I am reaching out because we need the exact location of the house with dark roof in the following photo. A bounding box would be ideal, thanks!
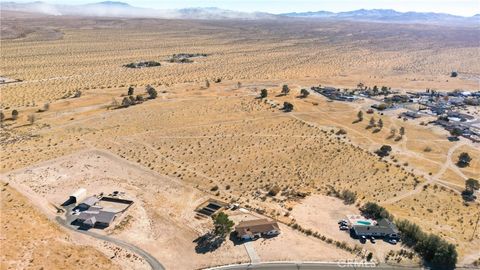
[76,209,117,228]
[235,219,280,240]
[351,219,400,239]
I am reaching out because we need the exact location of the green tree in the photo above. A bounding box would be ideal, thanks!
[146,85,158,99]
[260,89,268,99]
[300,89,309,98]
[465,178,479,192]
[128,86,134,96]
[283,102,294,112]
[399,127,405,136]
[281,84,290,96]
[377,119,383,129]
[212,212,234,237]
[457,152,471,168]
[11,110,19,120]
[372,85,379,95]
[368,117,375,127]
[237,81,242,89]
[205,79,210,88]
[357,111,363,121]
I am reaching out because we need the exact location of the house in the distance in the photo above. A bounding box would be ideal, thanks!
[235,219,280,240]
[351,219,400,239]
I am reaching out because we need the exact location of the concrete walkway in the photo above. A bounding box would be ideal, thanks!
[244,241,260,263]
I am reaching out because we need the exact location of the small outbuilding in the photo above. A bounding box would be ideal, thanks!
[68,188,87,205]
[235,219,280,240]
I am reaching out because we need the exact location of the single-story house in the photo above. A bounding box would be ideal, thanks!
[76,209,116,228]
[235,219,280,240]
[351,219,400,239]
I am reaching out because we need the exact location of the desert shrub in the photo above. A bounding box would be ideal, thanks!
[336,129,347,135]
[423,147,432,152]
[210,185,219,192]
[340,190,357,205]
[27,114,35,125]
[375,145,392,157]
[450,71,458,77]
[268,185,281,196]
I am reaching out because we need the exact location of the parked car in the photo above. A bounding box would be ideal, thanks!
[338,219,348,225]
[360,236,367,244]
[388,239,398,245]
[370,237,376,243]
[339,225,349,230]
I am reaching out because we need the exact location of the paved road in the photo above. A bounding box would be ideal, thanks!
[55,216,165,270]
[206,262,423,270]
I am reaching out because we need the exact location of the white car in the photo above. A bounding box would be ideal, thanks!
[388,239,398,245]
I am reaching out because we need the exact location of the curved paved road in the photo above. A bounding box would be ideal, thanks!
[55,216,164,270]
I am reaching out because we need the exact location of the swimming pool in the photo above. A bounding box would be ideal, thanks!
[356,220,372,226]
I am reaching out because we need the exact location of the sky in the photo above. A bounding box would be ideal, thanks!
[11,0,480,16]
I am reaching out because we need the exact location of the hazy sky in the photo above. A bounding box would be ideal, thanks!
[13,0,480,16]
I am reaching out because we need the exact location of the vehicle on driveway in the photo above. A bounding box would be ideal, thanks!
[360,236,367,244]
[388,238,398,245]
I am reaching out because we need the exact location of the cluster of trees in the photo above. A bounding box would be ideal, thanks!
[396,219,457,269]
[124,61,161,68]
[457,152,472,168]
[361,202,458,269]
[360,202,393,220]
[120,85,157,108]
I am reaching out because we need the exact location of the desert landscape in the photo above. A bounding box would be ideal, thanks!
[1,5,479,270]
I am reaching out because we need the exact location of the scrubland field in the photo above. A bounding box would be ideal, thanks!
[1,11,479,270]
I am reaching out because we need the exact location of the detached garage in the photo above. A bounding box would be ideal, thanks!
[69,188,87,204]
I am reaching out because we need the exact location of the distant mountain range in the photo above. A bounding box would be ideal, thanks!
[282,9,479,25]
[1,1,479,25]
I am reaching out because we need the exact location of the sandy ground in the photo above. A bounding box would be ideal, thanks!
[0,181,123,270]
[1,12,479,269]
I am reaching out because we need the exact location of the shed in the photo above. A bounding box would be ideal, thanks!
[69,188,87,204]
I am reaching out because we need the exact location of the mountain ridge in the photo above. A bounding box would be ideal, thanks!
[1,1,478,24]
